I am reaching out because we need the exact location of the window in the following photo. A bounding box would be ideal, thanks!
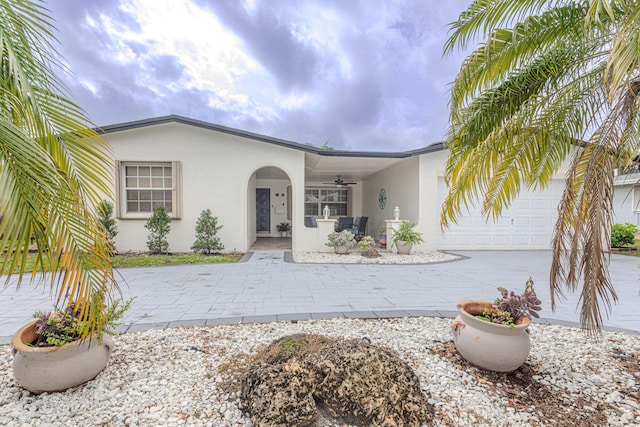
[304,187,351,217]
[117,161,182,219]
[634,185,640,212]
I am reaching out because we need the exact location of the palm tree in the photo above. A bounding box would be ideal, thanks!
[442,0,640,334]
[0,1,117,337]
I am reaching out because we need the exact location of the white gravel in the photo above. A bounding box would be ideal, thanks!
[293,250,460,264]
[1,317,638,426]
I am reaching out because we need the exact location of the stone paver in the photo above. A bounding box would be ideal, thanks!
[0,250,638,344]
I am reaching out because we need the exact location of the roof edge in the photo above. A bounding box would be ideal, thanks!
[97,114,444,158]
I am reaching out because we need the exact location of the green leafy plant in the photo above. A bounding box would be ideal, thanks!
[391,220,424,246]
[191,209,224,254]
[325,230,357,248]
[96,200,118,252]
[358,236,380,258]
[358,236,375,250]
[32,297,133,347]
[478,278,542,328]
[276,222,291,232]
[145,206,171,254]
[611,223,638,248]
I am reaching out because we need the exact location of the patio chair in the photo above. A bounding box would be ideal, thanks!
[335,217,353,232]
[304,216,317,228]
[346,216,368,238]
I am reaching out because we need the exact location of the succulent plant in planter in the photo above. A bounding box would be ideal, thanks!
[451,278,542,372]
[12,297,133,394]
[476,279,542,328]
[326,230,357,254]
[30,298,133,347]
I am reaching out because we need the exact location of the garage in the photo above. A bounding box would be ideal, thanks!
[436,177,565,250]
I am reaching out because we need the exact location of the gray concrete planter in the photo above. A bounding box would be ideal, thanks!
[333,245,350,254]
[12,320,114,394]
[395,240,413,255]
[450,300,531,372]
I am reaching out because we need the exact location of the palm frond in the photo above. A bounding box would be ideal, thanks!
[451,4,590,110]
[445,0,551,53]
[444,0,640,334]
[0,0,117,338]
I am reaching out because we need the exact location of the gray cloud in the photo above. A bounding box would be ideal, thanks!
[196,0,321,91]
[46,0,472,151]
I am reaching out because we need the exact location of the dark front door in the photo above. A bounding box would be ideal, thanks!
[256,188,270,232]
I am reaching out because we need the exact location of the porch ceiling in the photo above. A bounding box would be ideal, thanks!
[304,153,404,181]
[254,154,407,182]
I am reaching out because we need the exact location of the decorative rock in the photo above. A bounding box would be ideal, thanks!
[0,318,638,426]
[240,334,432,426]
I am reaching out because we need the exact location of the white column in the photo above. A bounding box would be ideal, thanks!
[316,219,337,252]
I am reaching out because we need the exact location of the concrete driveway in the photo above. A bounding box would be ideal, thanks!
[1,251,638,343]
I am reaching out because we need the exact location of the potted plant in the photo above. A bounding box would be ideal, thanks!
[277,222,291,237]
[326,230,357,254]
[12,297,132,394]
[358,236,380,258]
[377,226,387,249]
[391,220,423,255]
[450,278,542,372]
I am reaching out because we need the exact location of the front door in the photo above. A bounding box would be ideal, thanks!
[256,188,270,232]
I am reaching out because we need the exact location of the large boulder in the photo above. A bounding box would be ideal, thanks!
[240,334,433,427]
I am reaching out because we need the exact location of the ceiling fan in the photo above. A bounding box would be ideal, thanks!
[324,174,357,187]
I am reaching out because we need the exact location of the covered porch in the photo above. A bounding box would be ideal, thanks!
[248,144,446,253]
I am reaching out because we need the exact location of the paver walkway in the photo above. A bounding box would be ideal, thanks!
[1,251,638,344]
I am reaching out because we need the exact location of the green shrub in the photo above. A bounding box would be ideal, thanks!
[611,223,638,247]
[145,206,171,254]
[96,200,118,252]
[191,209,224,254]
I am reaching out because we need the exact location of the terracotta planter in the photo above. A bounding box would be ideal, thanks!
[395,240,413,255]
[377,235,387,249]
[450,301,531,372]
[333,245,350,254]
[12,320,114,394]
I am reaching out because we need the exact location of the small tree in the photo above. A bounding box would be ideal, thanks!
[145,206,171,254]
[96,200,118,252]
[191,209,224,254]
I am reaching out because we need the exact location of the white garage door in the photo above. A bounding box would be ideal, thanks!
[437,177,564,250]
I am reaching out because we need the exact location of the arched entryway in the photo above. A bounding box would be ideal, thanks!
[247,166,293,250]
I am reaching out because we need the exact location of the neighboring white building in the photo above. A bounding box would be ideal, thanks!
[613,172,640,226]
[100,115,634,253]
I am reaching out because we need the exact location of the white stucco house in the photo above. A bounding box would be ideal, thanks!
[99,115,640,253]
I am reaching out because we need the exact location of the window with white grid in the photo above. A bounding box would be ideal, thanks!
[304,187,351,217]
[117,161,182,218]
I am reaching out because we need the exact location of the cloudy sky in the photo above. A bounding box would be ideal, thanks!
[48,0,472,151]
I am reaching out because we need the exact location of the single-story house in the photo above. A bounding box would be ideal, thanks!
[99,115,640,253]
